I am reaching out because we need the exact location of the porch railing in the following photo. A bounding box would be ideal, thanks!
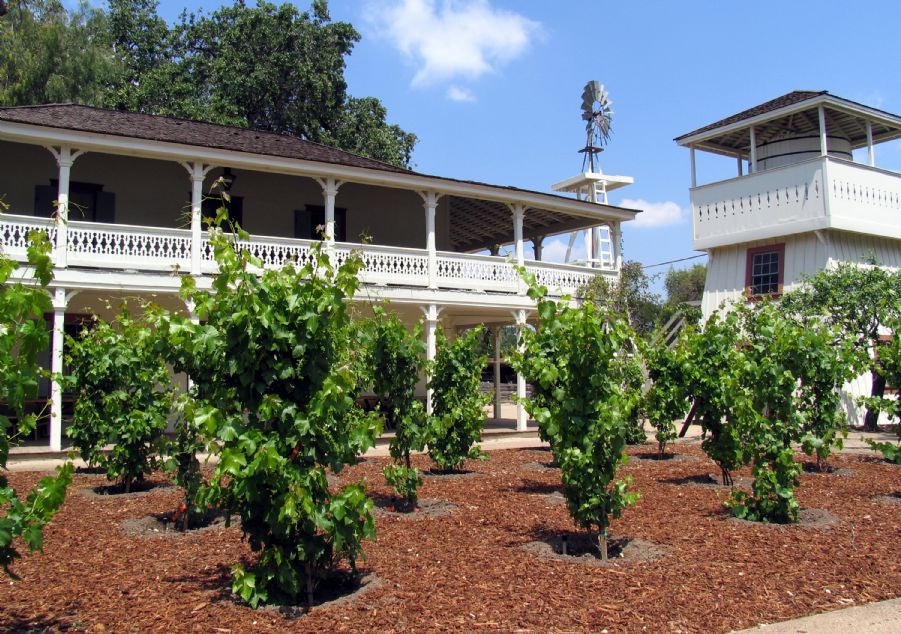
[1,214,612,297]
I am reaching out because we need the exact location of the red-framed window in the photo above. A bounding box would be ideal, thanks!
[745,243,785,297]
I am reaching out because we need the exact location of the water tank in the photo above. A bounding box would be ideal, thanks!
[756,133,852,170]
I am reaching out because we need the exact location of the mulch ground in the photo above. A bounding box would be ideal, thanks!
[1,443,898,633]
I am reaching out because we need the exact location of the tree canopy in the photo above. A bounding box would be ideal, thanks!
[0,0,416,168]
[664,263,706,305]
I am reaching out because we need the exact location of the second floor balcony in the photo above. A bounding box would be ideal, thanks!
[690,156,901,250]
[0,214,611,299]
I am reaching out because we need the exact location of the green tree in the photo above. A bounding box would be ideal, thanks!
[0,226,73,576]
[178,221,381,608]
[781,261,901,431]
[861,321,901,463]
[582,260,660,337]
[513,271,640,559]
[664,264,706,305]
[66,309,173,492]
[104,0,416,167]
[427,327,490,472]
[0,0,118,106]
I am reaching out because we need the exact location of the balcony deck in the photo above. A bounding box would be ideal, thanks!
[0,214,611,298]
[690,156,901,250]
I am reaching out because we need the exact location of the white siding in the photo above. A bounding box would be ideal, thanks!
[702,229,901,317]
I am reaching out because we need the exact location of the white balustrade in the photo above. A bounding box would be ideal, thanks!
[436,251,519,292]
[691,157,827,249]
[0,214,56,259]
[0,215,612,297]
[67,220,192,271]
[337,242,429,286]
[827,159,901,238]
[527,260,611,297]
[691,156,901,249]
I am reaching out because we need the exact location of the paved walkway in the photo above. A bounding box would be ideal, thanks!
[730,597,901,633]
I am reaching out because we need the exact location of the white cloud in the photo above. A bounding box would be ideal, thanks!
[619,198,686,229]
[447,85,476,102]
[369,0,541,88]
[541,236,585,263]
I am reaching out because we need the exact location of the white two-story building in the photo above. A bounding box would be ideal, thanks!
[675,91,901,424]
[0,104,639,450]
[675,90,901,317]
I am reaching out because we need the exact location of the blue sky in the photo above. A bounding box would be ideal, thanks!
[149,0,901,295]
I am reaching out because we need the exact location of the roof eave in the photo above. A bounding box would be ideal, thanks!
[675,93,901,148]
[0,118,638,223]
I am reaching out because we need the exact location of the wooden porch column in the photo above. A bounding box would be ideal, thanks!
[49,288,76,451]
[419,192,441,289]
[532,235,545,262]
[314,177,343,242]
[818,105,829,157]
[866,120,875,167]
[510,204,525,266]
[749,127,757,173]
[422,304,442,415]
[493,325,503,420]
[513,309,528,432]
[690,145,697,188]
[181,162,212,275]
[184,298,200,392]
[737,152,743,176]
[47,146,84,269]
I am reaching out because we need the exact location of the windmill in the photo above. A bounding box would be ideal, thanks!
[552,81,632,266]
[580,80,614,173]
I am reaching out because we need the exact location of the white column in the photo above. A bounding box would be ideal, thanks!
[510,203,525,266]
[818,105,828,157]
[184,299,200,392]
[737,152,743,176]
[422,304,441,415]
[315,177,342,242]
[749,127,757,173]
[420,192,440,289]
[532,235,544,262]
[180,162,212,275]
[690,145,697,188]
[493,325,502,420]
[866,120,875,167]
[513,309,528,431]
[49,288,73,451]
[48,146,83,269]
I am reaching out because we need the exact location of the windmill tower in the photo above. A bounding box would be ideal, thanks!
[552,81,634,267]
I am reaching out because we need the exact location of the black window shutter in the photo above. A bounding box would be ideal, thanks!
[34,185,56,217]
[94,191,116,223]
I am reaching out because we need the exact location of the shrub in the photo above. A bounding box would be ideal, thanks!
[513,273,639,559]
[427,327,489,472]
[365,306,427,508]
[0,229,73,576]
[642,338,690,457]
[179,228,381,608]
[66,309,173,492]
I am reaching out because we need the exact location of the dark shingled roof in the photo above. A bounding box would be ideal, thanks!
[0,103,410,174]
[675,91,827,141]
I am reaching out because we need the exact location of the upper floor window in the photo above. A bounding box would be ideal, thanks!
[35,181,116,222]
[745,243,785,297]
[295,205,346,241]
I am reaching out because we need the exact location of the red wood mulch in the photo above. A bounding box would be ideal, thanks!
[1,443,898,633]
